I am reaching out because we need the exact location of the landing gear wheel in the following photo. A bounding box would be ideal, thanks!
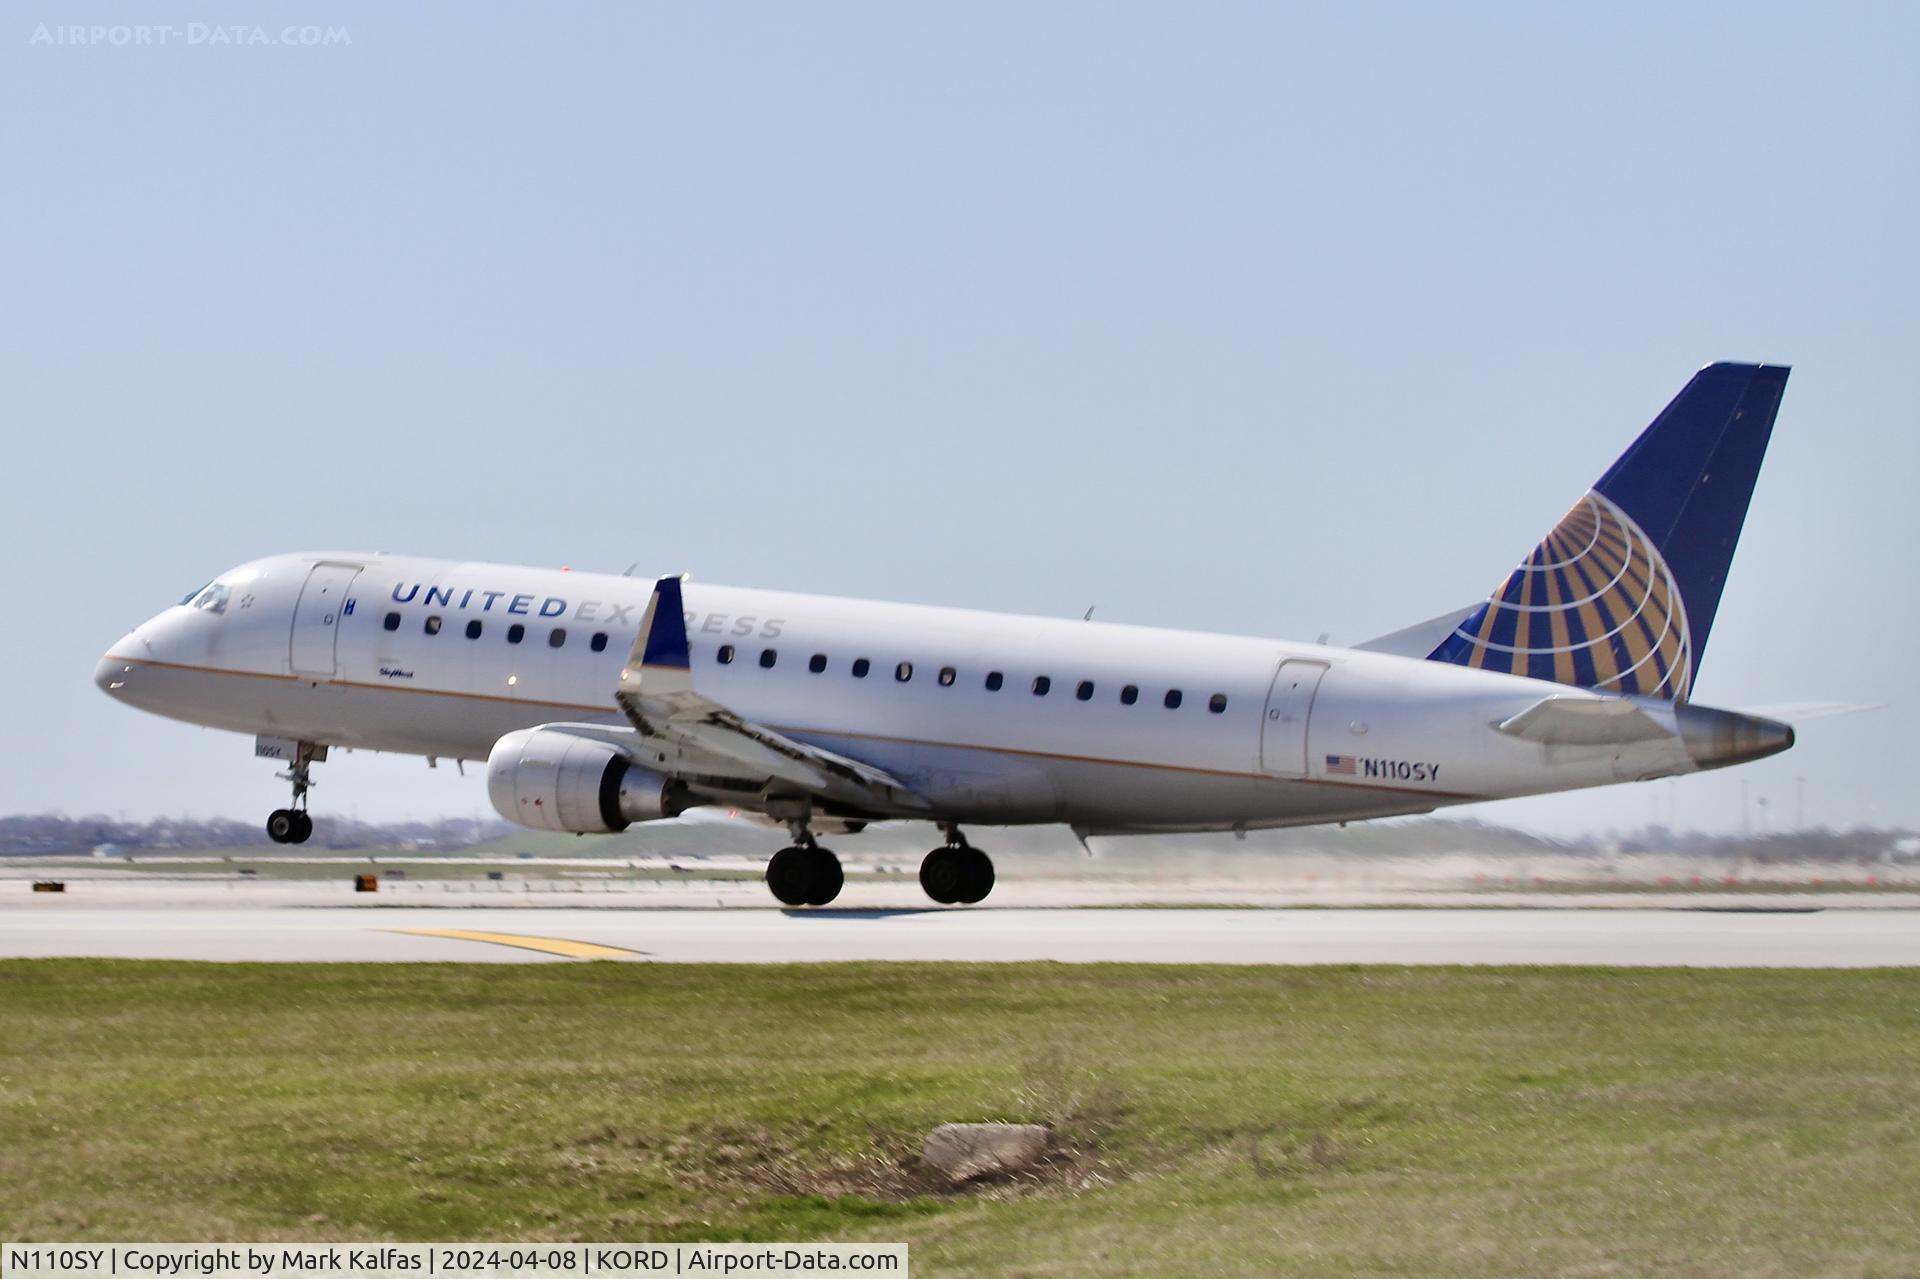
[803,847,844,907]
[921,845,995,905]
[767,845,845,907]
[920,847,966,904]
[289,811,314,845]
[767,847,813,906]
[956,848,994,904]
[266,809,299,844]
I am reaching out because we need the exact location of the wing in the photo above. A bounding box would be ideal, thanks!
[612,576,931,817]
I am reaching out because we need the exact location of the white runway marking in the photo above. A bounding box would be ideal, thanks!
[3,903,1919,965]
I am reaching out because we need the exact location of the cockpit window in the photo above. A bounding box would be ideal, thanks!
[179,582,212,606]
[189,583,231,615]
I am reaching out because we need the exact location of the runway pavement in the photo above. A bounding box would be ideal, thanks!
[5,900,1920,965]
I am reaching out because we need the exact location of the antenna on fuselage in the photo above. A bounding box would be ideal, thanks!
[1083,606,1096,621]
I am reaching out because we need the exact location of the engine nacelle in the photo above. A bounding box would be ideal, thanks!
[486,726,688,833]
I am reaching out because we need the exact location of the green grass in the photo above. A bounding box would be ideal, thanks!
[3,963,1918,1276]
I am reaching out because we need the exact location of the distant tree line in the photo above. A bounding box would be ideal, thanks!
[1104,817,1919,864]
[0,813,511,856]
[1,811,1912,863]
[1593,825,1920,863]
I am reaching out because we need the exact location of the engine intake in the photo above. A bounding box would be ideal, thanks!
[486,726,688,833]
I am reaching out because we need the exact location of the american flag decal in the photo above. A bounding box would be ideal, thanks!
[1325,754,1357,776]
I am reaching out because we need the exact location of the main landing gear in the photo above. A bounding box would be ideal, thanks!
[759,820,997,908]
[265,741,324,846]
[919,825,994,905]
[765,824,845,907]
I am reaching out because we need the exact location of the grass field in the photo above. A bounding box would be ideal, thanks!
[2,962,1917,1276]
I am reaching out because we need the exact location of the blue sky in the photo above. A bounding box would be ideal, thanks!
[3,2,1913,834]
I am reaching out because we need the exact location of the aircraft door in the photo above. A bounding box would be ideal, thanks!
[290,563,362,678]
[1259,659,1328,776]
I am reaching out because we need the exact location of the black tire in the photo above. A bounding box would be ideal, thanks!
[919,847,965,904]
[803,848,844,906]
[289,811,314,845]
[956,848,995,904]
[766,846,813,906]
[266,809,297,844]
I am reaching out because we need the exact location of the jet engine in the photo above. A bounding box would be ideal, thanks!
[486,726,688,833]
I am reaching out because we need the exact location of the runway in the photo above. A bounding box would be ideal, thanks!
[5,902,1920,965]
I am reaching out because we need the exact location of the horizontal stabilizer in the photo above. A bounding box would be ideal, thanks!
[1356,604,1481,658]
[1736,700,1885,724]
[1494,696,1671,746]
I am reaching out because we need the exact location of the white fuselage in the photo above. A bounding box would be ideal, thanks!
[97,552,1707,833]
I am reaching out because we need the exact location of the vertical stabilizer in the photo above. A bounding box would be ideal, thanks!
[1426,363,1789,700]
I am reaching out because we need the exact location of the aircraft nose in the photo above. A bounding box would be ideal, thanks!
[96,630,143,697]
[95,652,130,696]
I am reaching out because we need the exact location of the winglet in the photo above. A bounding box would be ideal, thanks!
[640,576,691,669]
[620,576,693,698]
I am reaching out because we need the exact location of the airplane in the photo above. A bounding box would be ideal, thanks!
[97,362,1800,907]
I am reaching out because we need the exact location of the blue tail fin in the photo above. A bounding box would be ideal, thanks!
[1426,362,1789,700]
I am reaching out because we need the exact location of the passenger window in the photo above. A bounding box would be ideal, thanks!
[383,612,401,632]
[852,658,871,678]
[508,623,525,645]
[1121,684,1139,705]
[895,661,913,682]
[466,620,483,640]
[1209,693,1228,714]
[718,644,735,664]
[1164,689,1183,709]
[1075,680,1094,701]
[809,653,827,673]
[549,628,566,649]
[939,666,957,687]
[1032,675,1051,696]
[985,671,1004,691]
[425,616,442,635]
[760,648,778,669]
[590,632,608,652]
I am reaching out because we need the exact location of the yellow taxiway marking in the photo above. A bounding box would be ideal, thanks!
[388,927,645,959]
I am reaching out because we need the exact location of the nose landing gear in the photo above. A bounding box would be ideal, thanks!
[264,741,324,846]
[266,808,311,845]
[920,825,994,905]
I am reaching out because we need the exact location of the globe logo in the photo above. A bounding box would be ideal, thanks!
[1445,490,1693,700]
